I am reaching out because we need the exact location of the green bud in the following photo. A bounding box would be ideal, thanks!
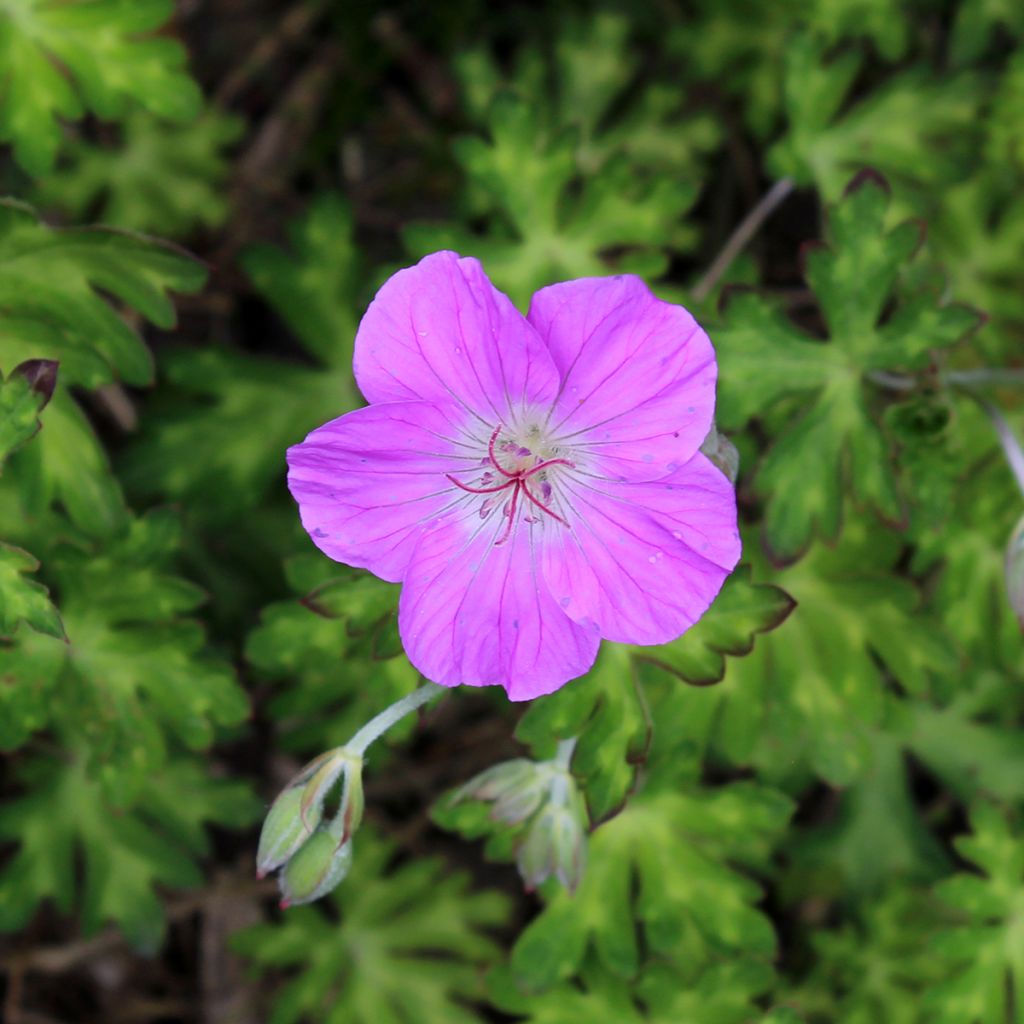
[279,831,353,907]
[517,799,587,893]
[256,747,365,882]
[454,758,551,825]
[256,786,317,878]
[699,421,739,484]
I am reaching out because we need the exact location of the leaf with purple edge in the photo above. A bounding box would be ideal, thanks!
[716,174,985,563]
[0,359,57,465]
[637,566,796,685]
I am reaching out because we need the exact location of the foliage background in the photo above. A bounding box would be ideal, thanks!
[1,0,1022,1021]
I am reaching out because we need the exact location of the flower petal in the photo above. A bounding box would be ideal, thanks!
[399,513,599,699]
[527,275,717,481]
[287,400,474,583]
[541,453,740,645]
[354,251,560,425]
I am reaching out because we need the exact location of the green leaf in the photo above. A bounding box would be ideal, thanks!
[950,0,1024,64]
[0,359,56,465]
[120,346,353,522]
[406,18,715,306]
[240,193,362,366]
[0,619,66,749]
[768,35,980,199]
[233,828,510,1024]
[513,570,792,821]
[0,752,258,950]
[0,0,202,176]
[638,566,795,685]
[508,782,792,990]
[912,433,1022,667]
[490,955,776,1024]
[0,511,249,798]
[246,561,420,753]
[0,199,206,390]
[7,385,128,536]
[925,803,1024,1024]
[806,0,909,60]
[786,887,947,1024]
[709,528,952,786]
[121,194,362,521]
[906,679,1024,804]
[34,108,244,237]
[786,731,948,900]
[515,645,647,822]
[0,541,63,639]
[716,176,983,562]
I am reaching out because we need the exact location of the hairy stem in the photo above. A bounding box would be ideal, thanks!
[554,737,578,769]
[347,682,446,755]
[969,395,1024,498]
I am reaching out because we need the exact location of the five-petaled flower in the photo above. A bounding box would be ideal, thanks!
[287,253,740,700]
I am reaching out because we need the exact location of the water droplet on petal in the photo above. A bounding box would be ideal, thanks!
[642,453,654,463]
[671,531,682,540]
[559,596,571,608]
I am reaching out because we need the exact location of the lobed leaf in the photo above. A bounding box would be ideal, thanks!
[0,753,258,951]
[716,176,984,562]
[233,828,510,1024]
[507,782,792,990]
[0,0,202,176]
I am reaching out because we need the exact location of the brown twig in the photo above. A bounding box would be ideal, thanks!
[692,177,795,302]
[215,0,331,108]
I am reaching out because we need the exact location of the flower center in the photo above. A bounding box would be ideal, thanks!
[446,425,575,545]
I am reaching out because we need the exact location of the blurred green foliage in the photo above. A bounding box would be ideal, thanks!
[0,1,1022,1022]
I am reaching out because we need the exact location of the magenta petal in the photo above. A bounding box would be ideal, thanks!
[399,515,599,699]
[287,400,472,583]
[541,454,740,645]
[354,251,560,422]
[528,275,716,481]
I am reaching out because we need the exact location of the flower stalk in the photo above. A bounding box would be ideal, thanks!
[257,682,445,906]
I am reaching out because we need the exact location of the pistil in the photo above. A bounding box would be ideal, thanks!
[446,424,575,544]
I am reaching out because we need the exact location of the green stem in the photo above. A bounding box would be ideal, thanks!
[554,737,578,769]
[347,682,446,755]
[969,394,1024,499]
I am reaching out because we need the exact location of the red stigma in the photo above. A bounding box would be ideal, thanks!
[446,425,574,544]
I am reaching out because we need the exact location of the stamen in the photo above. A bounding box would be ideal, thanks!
[520,479,570,528]
[494,482,521,546]
[453,424,575,543]
[445,473,515,495]
[522,457,575,478]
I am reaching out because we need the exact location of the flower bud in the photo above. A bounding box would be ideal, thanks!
[1007,515,1024,629]
[516,788,587,893]
[455,758,549,825]
[457,751,589,892]
[279,831,353,907]
[257,785,318,879]
[699,421,739,484]
[255,747,364,880]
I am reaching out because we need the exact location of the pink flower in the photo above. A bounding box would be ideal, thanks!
[287,253,740,700]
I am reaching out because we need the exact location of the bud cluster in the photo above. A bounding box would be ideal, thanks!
[455,747,588,892]
[256,747,364,907]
